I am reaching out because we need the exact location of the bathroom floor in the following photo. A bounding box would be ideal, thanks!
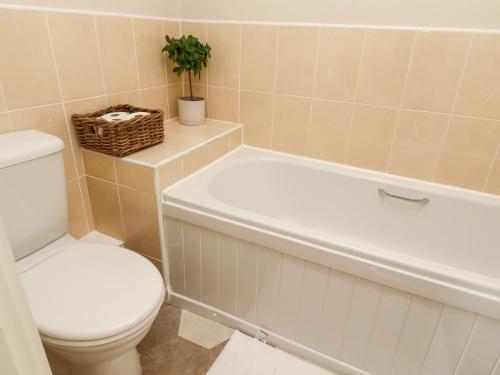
[138,303,226,375]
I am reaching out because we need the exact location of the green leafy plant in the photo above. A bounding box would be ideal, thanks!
[162,35,211,101]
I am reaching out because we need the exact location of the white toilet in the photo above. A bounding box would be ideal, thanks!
[0,130,165,375]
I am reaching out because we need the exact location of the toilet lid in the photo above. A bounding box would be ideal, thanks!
[20,242,165,342]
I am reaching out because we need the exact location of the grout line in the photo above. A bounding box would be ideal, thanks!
[3,4,500,34]
[74,177,91,234]
[44,12,82,186]
[431,34,475,182]
[198,227,203,303]
[0,82,14,131]
[385,31,418,172]
[342,29,367,163]
[254,246,261,323]
[131,18,142,96]
[162,21,171,118]
[112,160,128,241]
[303,27,322,154]
[92,15,108,99]
[482,143,500,192]
[237,23,242,123]
[269,26,280,149]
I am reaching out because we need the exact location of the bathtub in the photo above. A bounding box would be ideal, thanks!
[162,146,500,375]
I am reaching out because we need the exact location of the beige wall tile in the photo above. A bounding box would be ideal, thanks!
[314,28,364,102]
[346,104,398,171]
[275,26,318,97]
[357,29,415,107]
[387,110,449,180]
[240,90,274,148]
[79,176,94,231]
[67,178,89,238]
[182,144,211,176]
[455,34,500,120]
[116,159,155,193]
[82,149,116,182]
[181,22,207,42]
[207,23,240,88]
[484,148,500,195]
[163,21,182,84]
[64,96,107,176]
[140,85,168,116]
[272,95,312,155]
[207,86,238,122]
[183,83,207,100]
[0,113,11,134]
[106,90,141,107]
[134,18,166,89]
[435,116,500,190]
[230,128,243,149]
[403,32,471,113]
[119,186,161,258]
[209,133,231,160]
[306,100,353,163]
[10,104,77,180]
[95,16,138,93]
[159,157,183,190]
[0,9,60,109]
[0,84,6,112]
[240,25,278,92]
[47,12,104,101]
[86,176,124,240]
[167,84,183,118]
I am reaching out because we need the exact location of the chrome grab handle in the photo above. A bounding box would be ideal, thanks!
[378,188,429,204]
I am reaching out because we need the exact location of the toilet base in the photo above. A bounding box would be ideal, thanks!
[71,347,141,375]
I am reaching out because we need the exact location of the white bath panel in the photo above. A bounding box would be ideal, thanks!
[206,330,338,375]
[178,310,233,349]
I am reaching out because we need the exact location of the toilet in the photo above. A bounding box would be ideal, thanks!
[0,130,165,375]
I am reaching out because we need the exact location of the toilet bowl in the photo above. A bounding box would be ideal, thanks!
[17,235,165,375]
[0,130,165,375]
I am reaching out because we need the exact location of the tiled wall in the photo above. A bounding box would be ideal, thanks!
[179,22,500,195]
[82,127,242,272]
[0,7,183,238]
[166,217,500,375]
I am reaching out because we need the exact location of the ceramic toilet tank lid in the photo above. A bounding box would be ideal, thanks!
[0,130,64,168]
[20,242,165,342]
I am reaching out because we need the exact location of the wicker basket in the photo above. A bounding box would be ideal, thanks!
[71,104,164,157]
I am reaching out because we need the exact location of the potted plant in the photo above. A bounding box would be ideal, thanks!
[162,35,211,126]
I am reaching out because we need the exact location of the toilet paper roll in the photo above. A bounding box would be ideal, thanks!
[98,112,132,122]
[129,111,151,118]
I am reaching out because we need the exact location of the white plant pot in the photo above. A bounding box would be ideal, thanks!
[178,97,206,126]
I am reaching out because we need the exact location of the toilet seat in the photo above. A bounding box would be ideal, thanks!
[19,241,165,343]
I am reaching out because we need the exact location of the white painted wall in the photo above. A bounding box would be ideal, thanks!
[1,0,180,17]
[179,0,500,30]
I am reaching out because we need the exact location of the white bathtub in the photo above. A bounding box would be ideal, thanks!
[163,146,500,320]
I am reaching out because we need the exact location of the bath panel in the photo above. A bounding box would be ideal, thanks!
[165,218,500,375]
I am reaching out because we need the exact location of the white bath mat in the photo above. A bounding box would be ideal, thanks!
[207,330,339,375]
[178,310,234,349]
